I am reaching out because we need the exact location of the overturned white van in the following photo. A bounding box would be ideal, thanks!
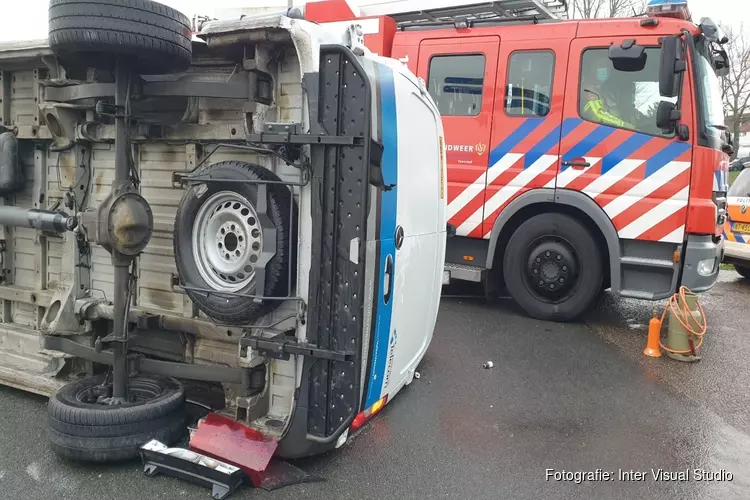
[0,0,446,461]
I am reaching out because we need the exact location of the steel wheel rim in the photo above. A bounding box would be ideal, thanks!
[523,236,580,304]
[192,191,263,293]
[76,379,163,405]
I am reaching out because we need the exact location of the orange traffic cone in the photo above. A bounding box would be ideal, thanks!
[643,312,662,358]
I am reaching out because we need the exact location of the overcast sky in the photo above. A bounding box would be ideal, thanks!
[1,0,746,41]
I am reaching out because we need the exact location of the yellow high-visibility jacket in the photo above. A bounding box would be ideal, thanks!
[582,93,634,130]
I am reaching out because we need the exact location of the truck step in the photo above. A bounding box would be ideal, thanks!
[444,263,485,283]
[620,256,675,270]
[619,289,659,300]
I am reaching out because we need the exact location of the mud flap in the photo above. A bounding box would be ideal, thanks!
[277,46,372,456]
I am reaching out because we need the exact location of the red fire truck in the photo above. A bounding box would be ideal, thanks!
[306,0,730,321]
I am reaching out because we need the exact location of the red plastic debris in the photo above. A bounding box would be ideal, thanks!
[189,413,278,486]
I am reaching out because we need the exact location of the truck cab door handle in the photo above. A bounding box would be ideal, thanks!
[562,157,590,170]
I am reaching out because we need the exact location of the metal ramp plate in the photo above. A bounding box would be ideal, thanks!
[358,0,569,27]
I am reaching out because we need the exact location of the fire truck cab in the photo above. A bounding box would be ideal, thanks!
[309,0,730,321]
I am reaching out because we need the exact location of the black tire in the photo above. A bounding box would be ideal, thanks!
[503,213,602,322]
[174,161,296,324]
[47,374,186,462]
[48,0,192,75]
[735,264,750,280]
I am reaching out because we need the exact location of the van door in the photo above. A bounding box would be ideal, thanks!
[416,36,500,237]
[560,37,694,244]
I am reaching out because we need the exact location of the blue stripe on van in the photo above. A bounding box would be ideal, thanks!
[365,65,398,408]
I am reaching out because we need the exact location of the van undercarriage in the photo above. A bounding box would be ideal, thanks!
[0,2,385,461]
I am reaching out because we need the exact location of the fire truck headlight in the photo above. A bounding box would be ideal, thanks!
[697,258,716,276]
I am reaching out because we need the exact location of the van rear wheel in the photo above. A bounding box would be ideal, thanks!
[47,374,186,462]
[503,213,602,322]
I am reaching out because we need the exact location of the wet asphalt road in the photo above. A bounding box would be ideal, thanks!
[1,271,750,500]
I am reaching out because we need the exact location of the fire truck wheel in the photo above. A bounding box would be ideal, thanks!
[174,161,296,325]
[47,375,186,462]
[735,264,750,280]
[503,213,602,322]
[48,0,192,75]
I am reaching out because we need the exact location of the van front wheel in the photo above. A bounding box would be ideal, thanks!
[735,264,750,280]
[503,214,602,322]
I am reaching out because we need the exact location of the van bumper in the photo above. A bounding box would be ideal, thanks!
[723,239,750,264]
[679,235,724,293]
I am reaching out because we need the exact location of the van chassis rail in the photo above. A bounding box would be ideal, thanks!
[41,335,255,387]
[241,332,355,362]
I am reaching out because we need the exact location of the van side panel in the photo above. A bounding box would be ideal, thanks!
[363,64,399,408]
[363,64,445,407]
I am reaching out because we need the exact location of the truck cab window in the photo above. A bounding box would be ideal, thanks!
[427,54,485,116]
[694,37,726,140]
[505,50,554,117]
[579,47,676,137]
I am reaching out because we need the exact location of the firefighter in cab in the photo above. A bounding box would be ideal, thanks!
[580,51,635,130]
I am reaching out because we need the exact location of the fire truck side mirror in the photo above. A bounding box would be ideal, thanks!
[608,40,646,72]
[713,48,730,78]
[659,35,686,98]
[656,101,680,132]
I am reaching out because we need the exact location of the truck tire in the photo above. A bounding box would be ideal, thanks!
[503,213,602,322]
[48,0,192,75]
[47,374,186,462]
[174,161,296,325]
[735,264,750,280]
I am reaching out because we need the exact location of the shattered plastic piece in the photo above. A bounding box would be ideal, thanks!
[189,413,278,487]
[483,361,494,369]
[256,460,325,491]
[189,413,320,491]
[140,439,247,500]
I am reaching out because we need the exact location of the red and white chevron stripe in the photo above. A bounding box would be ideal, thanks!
[445,152,691,244]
